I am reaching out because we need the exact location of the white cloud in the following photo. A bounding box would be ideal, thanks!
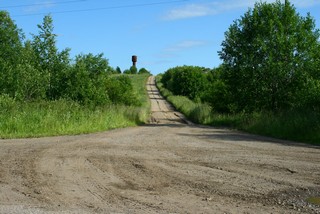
[165,40,207,52]
[162,3,218,20]
[162,0,320,21]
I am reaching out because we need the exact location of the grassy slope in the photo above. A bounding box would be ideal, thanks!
[0,74,150,139]
[156,76,320,145]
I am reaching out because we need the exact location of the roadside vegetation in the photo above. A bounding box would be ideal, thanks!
[0,11,150,138]
[158,0,320,145]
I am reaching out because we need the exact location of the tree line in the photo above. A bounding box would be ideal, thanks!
[0,12,149,106]
[161,0,320,114]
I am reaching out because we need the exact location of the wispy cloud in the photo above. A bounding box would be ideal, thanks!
[24,1,55,13]
[165,40,207,52]
[162,3,218,20]
[162,1,253,20]
[162,0,320,21]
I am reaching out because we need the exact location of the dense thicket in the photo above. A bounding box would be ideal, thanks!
[161,65,210,101]
[219,0,320,112]
[0,12,138,106]
[161,0,320,114]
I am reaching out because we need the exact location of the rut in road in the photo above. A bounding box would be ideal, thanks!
[0,76,319,214]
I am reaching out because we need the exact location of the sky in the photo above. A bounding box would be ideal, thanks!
[1,0,320,75]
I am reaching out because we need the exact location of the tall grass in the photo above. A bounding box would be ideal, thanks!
[156,76,320,145]
[242,110,320,144]
[0,74,150,139]
[0,99,134,138]
[128,74,151,123]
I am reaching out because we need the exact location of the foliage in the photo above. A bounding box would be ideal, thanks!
[106,75,140,106]
[123,69,131,74]
[59,67,107,106]
[0,12,143,108]
[0,12,152,138]
[0,11,24,99]
[115,66,122,74]
[0,11,23,65]
[74,53,110,76]
[0,74,150,138]
[130,66,138,74]
[161,66,209,101]
[31,15,71,100]
[219,0,320,112]
[138,67,151,75]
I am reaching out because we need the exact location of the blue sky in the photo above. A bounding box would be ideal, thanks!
[1,0,320,75]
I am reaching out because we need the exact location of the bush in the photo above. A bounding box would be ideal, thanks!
[161,66,209,101]
[60,65,109,106]
[138,68,151,75]
[106,75,140,106]
[0,94,15,113]
[15,64,49,101]
[205,79,232,113]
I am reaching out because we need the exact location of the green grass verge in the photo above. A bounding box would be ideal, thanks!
[0,74,150,139]
[242,110,320,145]
[156,75,320,145]
[127,74,151,123]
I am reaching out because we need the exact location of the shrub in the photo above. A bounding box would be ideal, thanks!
[106,75,140,106]
[161,66,209,101]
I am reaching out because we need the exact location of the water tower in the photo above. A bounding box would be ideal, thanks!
[132,55,137,67]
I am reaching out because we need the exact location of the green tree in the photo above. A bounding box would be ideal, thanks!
[219,0,320,112]
[138,68,151,75]
[203,66,232,113]
[161,67,176,89]
[61,63,110,106]
[116,66,122,74]
[31,15,70,99]
[123,69,131,74]
[162,66,209,101]
[0,11,23,65]
[13,41,49,100]
[106,75,139,106]
[0,11,24,97]
[75,53,110,76]
[130,66,137,74]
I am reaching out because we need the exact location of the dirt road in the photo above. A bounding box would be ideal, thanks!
[0,76,319,214]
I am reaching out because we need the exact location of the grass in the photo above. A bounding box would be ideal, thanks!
[0,74,151,139]
[127,74,151,123]
[156,76,320,145]
[307,197,320,205]
[242,110,320,145]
